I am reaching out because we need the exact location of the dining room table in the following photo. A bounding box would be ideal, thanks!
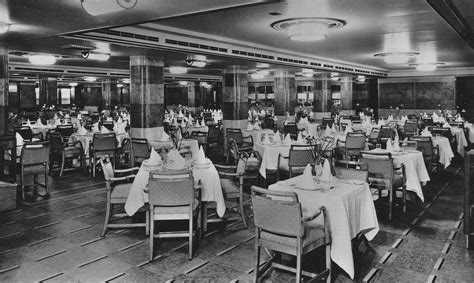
[242,128,275,144]
[269,175,379,280]
[70,131,129,157]
[431,136,455,168]
[124,157,225,218]
[450,127,468,156]
[368,148,429,202]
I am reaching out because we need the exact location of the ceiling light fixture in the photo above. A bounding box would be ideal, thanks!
[69,82,78,87]
[0,22,10,34]
[122,78,130,84]
[271,17,345,41]
[178,81,188,86]
[301,68,314,77]
[117,83,123,88]
[81,51,110,61]
[169,66,187,74]
[81,0,137,16]
[410,63,444,72]
[200,82,211,88]
[28,54,57,65]
[83,76,97,82]
[185,59,207,68]
[356,75,366,82]
[374,52,419,64]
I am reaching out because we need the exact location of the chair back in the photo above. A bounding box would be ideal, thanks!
[207,124,221,143]
[131,138,151,160]
[56,124,74,138]
[334,167,368,182]
[101,121,114,131]
[93,133,116,151]
[379,125,396,140]
[345,132,366,150]
[430,127,452,139]
[99,156,115,180]
[368,128,379,144]
[399,140,417,150]
[21,141,50,166]
[360,151,394,181]
[422,118,434,127]
[289,145,315,167]
[350,115,361,121]
[190,131,208,147]
[226,128,243,144]
[321,118,333,128]
[251,186,304,237]
[148,170,194,206]
[283,123,298,139]
[49,132,65,151]
[404,120,418,134]
[14,126,33,140]
[408,136,434,157]
[227,139,240,164]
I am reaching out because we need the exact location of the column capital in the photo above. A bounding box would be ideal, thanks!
[130,56,164,67]
[224,65,248,74]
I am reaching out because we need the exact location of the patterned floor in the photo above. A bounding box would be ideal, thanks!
[0,156,472,282]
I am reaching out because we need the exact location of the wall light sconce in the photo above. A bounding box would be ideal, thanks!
[185,59,207,68]
[169,66,187,74]
[29,54,57,65]
[0,22,10,34]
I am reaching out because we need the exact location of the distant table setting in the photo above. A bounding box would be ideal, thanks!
[269,164,379,279]
[125,147,225,217]
[70,124,129,156]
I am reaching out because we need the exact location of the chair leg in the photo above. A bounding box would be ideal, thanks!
[101,201,111,237]
[44,165,49,196]
[20,168,25,200]
[149,207,154,261]
[402,186,407,213]
[239,196,247,228]
[189,213,193,260]
[92,156,96,177]
[145,205,150,236]
[60,154,65,177]
[296,242,302,283]
[388,188,393,221]
[325,244,331,283]
[254,232,261,282]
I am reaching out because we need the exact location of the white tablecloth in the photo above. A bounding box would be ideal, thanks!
[269,177,379,279]
[451,127,468,156]
[125,161,225,217]
[466,122,474,143]
[242,129,274,144]
[70,132,129,156]
[370,149,429,202]
[30,125,56,140]
[254,143,291,178]
[297,123,319,136]
[432,136,454,168]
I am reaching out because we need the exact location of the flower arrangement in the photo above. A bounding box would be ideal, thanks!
[305,134,335,165]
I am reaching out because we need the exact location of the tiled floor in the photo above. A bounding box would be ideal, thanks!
[0,156,473,282]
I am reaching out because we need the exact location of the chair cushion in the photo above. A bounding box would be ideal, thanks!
[260,222,326,248]
[153,199,199,214]
[111,183,132,202]
[22,164,46,173]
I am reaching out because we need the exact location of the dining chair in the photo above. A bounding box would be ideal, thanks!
[336,132,366,160]
[333,160,368,182]
[131,137,151,167]
[55,124,74,141]
[99,156,147,237]
[277,144,316,181]
[147,170,201,260]
[91,132,117,177]
[226,128,254,163]
[0,134,17,182]
[101,121,114,131]
[398,140,418,150]
[19,141,50,200]
[283,123,303,140]
[49,132,85,177]
[360,151,407,220]
[430,127,456,148]
[206,124,222,156]
[368,127,380,146]
[190,131,208,152]
[14,126,43,141]
[251,186,331,283]
[422,118,434,127]
[378,125,396,148]
[408,136,442,173]
[404,120,419,137]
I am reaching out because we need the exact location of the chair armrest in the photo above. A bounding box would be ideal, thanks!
[214,164,237,170]
[106,174,136,182]
[114,167,140,174]
[303,207,323,222]
[66,140,83,149]
[303,206,330,242]
[336,139,346,146]
[394,163,406,183]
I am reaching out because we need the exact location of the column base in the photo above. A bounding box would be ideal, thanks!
[130,127,164,140]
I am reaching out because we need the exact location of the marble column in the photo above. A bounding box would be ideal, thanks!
[0,44,8,134]
[39,75,58,106]
[186,81,199,113]
[102,78,118,108]
[313,77,332,120]
[223,66,248,130]
[129,56,165,140]
[274,70,296,127]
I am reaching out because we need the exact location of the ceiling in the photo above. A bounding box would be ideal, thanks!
[2,0,474,85]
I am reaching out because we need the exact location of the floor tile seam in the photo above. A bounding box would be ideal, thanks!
[29,185,104,207]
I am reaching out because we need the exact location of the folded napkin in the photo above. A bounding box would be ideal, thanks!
[284,134,292,144]
[53,114,59,120]
[388,115,393,121]
[273,131,281,142]
[246,123,254,131]
[331,124,336,132]
[77,126,88,135]
[160,131,170,142]
[194,145,207,164]
[117,117,123,123]
[263,133,271,144]
[36,118,44,126]
[254,123,261,130]
[106,117,113,121]
[166,149,186,169]
[147,147,162,166]
[386,138,394,152]
[100,126,110,133]
[92,123,100,132]
[297,131,304,143]
[59,111,63,116]
[318,159,333,182]
[284,119,289,126]
[16,132,24,147]
[455,115,463,122]
[442,122,451,128]
[393,136,400,151]
[113,123,120,133]
[296,164,317,190]
[377,119,385,127]
[77,113,82,120]
[54,119,61,127]
[26,119,31,126]
[421,128,432,137]
[65,114,70,118]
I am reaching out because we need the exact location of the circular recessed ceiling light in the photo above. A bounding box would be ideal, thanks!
[271,17,346,41]
[374,52,419,64]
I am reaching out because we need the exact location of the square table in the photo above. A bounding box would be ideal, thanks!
[269,176,379,279]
